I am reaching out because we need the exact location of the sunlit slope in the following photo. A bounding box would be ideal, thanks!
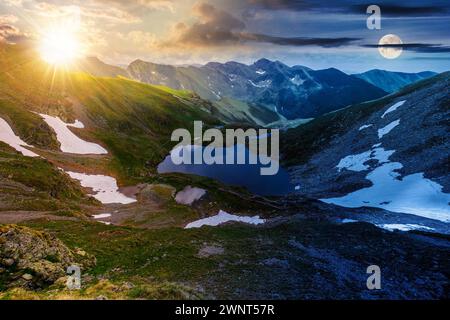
[0,142,93,211]
[0,44,219,181]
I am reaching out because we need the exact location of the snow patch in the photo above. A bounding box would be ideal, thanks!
[382,100,406,118]
[336,147,394,172]
[93,213,112,219]
[175,186,206,205]
[210,90,221,99]
[65,171,137,204]
[185,210,265,229]
[255,69,266,75]
[359,124,373,131]
[322,162,450,222]
[377,224,434,232]
[0,117,38,157]
[342,219,358,224]
[290,75,305,86]
[337,150,372,172]
[378,119,400,139]
[67,120,85,129]
[39,114,108,154]
[248,80,271,88]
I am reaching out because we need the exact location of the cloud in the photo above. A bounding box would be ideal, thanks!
[117,30,158,51]
[95,0,174,12]
[32,1,142,24]
[241,33,359,47]
[0,15,25,43]
[0,24,27,43]
[170,2,245,46]
[362,43,450,53]
[350,4,450,17]
[168,2,359,48]
[0,15,19,24]
[2,0,24,7]
[238,0,450,17]
[243,0,310,11]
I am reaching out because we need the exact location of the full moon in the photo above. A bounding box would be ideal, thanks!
[378,34,403,59]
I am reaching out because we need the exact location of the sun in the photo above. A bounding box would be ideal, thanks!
[39,28,81,66]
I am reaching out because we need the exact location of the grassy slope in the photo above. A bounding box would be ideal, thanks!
[0,142,93,211]
[6,217,448,300]
[0,44,219,183]
[281,71,450,167]
[212,97,281,126]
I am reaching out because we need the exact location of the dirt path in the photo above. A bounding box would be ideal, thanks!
[0,211,79,224]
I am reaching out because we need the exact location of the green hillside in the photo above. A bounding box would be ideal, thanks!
[0,44,219,182]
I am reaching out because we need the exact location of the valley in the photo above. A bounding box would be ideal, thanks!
[0,43,449,300]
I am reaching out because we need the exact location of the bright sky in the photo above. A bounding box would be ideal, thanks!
[1,0,449,73]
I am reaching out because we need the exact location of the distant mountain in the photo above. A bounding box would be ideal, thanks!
[76,57,128,78]
[127,58,388,119]
[353,69,437,93]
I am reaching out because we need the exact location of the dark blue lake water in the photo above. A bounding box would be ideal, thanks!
[157,144,295,196]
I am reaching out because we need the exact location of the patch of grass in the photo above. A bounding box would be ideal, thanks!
[0,44,221,185]
[0,143,92,205]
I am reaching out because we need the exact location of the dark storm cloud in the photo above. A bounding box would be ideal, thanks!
[350,4,450,17]
[241,33,359,47]
[172,2,245,45]
[362,43,450,53]
[172,2,360,48]
[244,0,310,11]
[236,0,450,16]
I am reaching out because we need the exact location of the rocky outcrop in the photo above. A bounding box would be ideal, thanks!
[284,73,450,197]
[0,225,95,288]
[137,184,176,204]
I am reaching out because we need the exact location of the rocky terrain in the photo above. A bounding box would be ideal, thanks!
[284,73,449,195]
[282,73,450,232]
[0,225,95,289]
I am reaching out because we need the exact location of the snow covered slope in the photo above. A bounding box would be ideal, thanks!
[284,72,450,222]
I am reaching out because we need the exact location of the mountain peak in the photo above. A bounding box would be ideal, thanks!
[254,58,272,65]
[129,59,147,65]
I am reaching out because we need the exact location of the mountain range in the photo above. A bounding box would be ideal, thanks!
[121,58,389,119]
[353,69,437,93]
[79,57,438,121]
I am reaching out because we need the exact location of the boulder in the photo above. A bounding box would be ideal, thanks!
[137,184,176,204]
[0,225,96,288]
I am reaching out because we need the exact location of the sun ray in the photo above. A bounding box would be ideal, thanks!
[39,26,82,66]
